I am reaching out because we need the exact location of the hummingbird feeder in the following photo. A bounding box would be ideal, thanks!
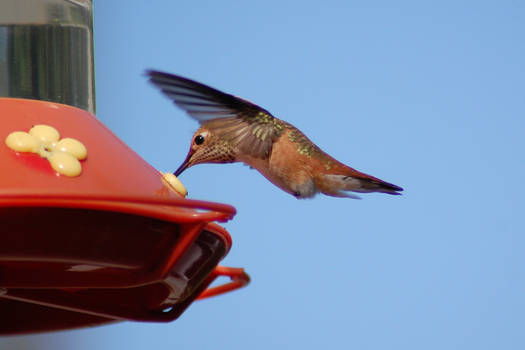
[0,0,249,335]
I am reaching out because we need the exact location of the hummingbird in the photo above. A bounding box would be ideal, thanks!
[146,70,403,199]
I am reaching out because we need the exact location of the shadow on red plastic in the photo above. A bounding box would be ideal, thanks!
[0,207,249,334]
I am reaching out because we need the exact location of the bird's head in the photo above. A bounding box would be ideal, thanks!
[174,127,236,176]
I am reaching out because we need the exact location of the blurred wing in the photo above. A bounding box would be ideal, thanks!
[146,70,284,158]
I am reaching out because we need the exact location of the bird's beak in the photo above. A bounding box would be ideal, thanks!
[174,151,193,176]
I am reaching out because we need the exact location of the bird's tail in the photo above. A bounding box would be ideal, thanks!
[316,173,403,199]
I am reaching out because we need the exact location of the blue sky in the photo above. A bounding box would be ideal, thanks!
[2,1,524,349]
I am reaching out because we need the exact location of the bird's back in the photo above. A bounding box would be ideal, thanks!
[274,122,403,198]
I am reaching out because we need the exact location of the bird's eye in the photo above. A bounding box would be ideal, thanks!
[194,134,205,145]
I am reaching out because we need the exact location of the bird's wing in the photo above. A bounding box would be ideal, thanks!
[146,70,285,158]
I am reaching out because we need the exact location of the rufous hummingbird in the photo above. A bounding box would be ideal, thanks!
[146,70,403,199]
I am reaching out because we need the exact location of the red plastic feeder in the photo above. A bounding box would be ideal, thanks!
[0,98,249,335]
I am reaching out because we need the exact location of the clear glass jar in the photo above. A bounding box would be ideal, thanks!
[0,0,95,114]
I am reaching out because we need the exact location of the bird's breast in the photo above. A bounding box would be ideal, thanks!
[236,133,320,198]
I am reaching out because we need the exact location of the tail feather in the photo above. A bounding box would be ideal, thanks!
[354,175,403,194]
[317,173,403,198]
